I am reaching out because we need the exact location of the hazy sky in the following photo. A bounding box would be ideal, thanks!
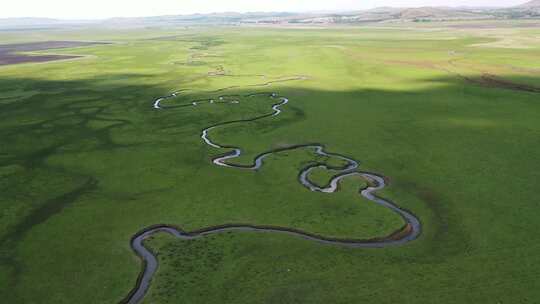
[1,0,528,19]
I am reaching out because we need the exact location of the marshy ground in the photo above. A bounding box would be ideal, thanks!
[1,21,540,304]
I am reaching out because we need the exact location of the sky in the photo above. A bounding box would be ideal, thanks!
[1,0,528,20]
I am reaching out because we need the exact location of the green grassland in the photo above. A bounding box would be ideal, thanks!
[1,23,540,303]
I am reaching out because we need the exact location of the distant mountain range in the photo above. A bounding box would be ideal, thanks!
[1,1,539,29]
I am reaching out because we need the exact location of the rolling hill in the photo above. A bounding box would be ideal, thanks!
[1,3,539,29]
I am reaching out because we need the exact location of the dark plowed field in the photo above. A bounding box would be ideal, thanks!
[0,41,107,65]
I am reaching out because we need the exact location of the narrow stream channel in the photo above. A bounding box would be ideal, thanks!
[122,88,421,304]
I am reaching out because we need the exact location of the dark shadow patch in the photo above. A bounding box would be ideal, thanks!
[1,177,98,245]
[395,180,472,263]
[0,177,98,302]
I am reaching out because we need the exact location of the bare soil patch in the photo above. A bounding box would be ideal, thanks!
[0,41,108,66]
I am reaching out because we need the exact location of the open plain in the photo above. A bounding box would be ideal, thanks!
[1,21,540,303]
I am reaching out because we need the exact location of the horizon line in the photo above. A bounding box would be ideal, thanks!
[0,3,525,21]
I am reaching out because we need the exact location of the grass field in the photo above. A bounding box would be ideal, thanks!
[1,22,540,303]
